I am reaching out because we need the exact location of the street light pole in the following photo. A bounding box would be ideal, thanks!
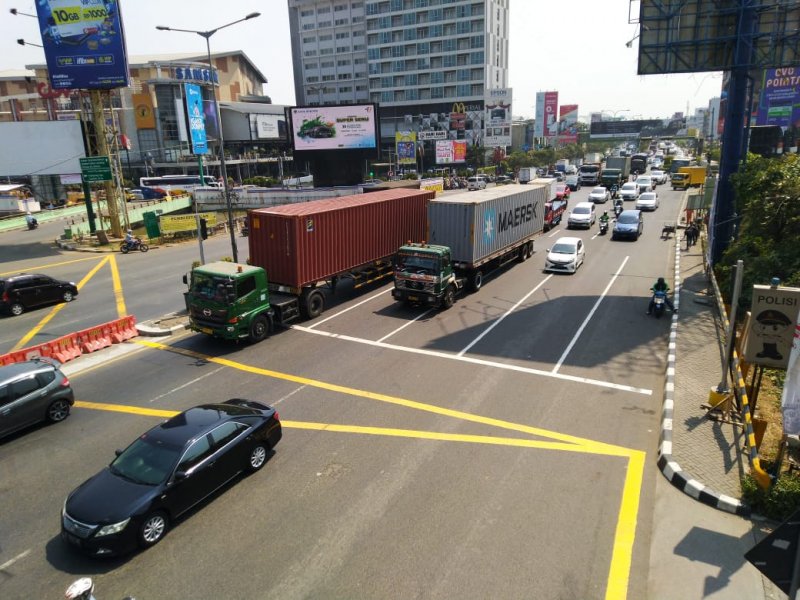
[156,12,260,264]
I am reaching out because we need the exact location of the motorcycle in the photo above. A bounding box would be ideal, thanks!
[599,219,609,235]
[651,289,667,318]
[613,202,623,218]
[26,218,38,230]
[119,237,149,254]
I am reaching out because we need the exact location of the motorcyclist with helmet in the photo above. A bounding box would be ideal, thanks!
[25,211,37,229]
[647,277,676,315]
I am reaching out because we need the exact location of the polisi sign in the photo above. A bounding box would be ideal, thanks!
[743,284,800,369]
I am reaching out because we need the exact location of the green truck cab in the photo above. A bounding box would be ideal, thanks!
[600,169,623,192]
[182,261,300,343]
[392,243,461,309]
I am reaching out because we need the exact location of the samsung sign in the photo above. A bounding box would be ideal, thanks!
[174,66,219,85]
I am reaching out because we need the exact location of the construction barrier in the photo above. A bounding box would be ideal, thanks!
[0,315,138,367]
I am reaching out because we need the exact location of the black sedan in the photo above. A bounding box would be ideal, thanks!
[1,273,78,316]
[61,399,281,556]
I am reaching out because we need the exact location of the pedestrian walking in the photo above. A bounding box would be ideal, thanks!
[688,223,699,247]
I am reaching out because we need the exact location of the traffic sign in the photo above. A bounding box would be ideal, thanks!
[79,156,113,182]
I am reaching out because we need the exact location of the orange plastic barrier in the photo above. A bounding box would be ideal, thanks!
[0,315,139,366]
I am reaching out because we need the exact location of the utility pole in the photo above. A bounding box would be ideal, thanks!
[89,90,123,238]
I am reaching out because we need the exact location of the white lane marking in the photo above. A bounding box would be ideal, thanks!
[0,549,30,571]
[377,308,433,343]
[272,385,307,406]
[552,256,630,374]
[458,275,553,356]
[148,367,225,403]
[548,229,561,238]
[306,288,392,329]
[291,324,651,396]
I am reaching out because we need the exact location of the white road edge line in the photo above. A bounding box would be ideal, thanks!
[291,324,651,396]
[548,229,561,238]
[377,308,433,343]
[552,256,630,374]
[306,288,392,329]
[148,366,226,403]
[0,549,30,571]
[458,275,553,356]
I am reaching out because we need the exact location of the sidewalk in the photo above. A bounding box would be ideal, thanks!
[648,230,785,598]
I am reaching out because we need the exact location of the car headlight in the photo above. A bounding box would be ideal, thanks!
[96,518,130,537]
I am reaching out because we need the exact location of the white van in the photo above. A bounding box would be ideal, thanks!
[567,202,596,229]
[467,176,487,191]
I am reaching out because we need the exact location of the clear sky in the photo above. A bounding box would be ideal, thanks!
[1,0,723,121]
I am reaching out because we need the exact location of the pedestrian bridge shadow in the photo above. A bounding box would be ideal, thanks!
[674,524,776,596]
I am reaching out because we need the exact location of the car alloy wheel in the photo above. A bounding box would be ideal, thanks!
[248,444,268,472]
[47,399,71,422]
[10,302,24,316]
[62,291,74,302]
[139,512,168,547]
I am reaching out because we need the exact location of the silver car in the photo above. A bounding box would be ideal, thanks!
[467,176,487,191]
[0,358,75,439]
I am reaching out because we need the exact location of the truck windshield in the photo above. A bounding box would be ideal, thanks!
[190,273,233,302]
[396,253,438,274]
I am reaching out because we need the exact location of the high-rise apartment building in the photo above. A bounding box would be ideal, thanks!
[288,0,510,150]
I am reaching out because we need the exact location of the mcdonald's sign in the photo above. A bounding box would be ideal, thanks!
[450,102,467,131]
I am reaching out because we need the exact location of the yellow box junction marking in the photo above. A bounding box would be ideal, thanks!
[11,256,111,351]
[0,255,105,278]
[74,337,645,600]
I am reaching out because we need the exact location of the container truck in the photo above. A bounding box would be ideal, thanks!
[555,159,570,173]
[518,166,534,184]
[630,153,649,174]
[579,163,601,185]
[392,185,547,309]
[183,189,434,342]
[529,178,565,230]
[600,156,631,190]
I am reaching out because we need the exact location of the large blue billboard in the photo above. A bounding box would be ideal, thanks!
[35,0,129,90]
[184,84,208,155]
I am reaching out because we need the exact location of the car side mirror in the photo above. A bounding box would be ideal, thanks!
[114,448,123,456]
[182,274,188,285]
[174,471,188,481]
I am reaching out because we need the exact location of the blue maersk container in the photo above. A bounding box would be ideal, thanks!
[426,184,547,268]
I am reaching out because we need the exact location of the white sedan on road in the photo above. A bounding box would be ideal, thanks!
[650,170,668,185]
[544,237,585,274]
[635,191,659,211]
[588,186,610,203]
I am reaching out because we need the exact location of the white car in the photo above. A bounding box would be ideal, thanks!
[620,181,640,201]
[467,176,487,191]
[636,191,659,211]
[588,186,610,203]
[650,170,668,185]
[567,202,596,229]
[544,237,585,274]
[636,176,653,193]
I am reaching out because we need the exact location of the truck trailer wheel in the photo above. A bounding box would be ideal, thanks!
[518,244,528,262]
[248,316,270,343]
[469,270,483,292]
[302,290,325,319]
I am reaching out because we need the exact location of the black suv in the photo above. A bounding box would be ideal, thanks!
[1,273,78,316]
[0,358,75,439]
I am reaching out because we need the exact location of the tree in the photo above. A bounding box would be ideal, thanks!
[467,144,486,170]
[716,153,800,309]
[506,150,534,171]
[530,148,556,168]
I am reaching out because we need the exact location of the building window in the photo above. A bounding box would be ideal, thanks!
[457,84,470,96]
[430,24,443,37]
[305,63,318,70]
[321,61,335,68]
[407,89,418,100]
[300,9,313,16]
[319,34,333,41]
[304,50,317,57]
[470,51,484,64]
[339,86,352,92]
[337,46,350,53]
[352,16,364,23]
[354,57,367,64]
[353,44,366,50]
[335,18,348,25]
[318,20,331,27]
[338,73,352,80]
[336,31,350,39]
[381,91,392,102]
[318,6,330,13]
[306,76,319,83]
[338,59,352,66]
[335,4,347,11]
[322,75,335,81]
[431,87,443,99]
[320,48,334,55]
[303,36,316,43]
[302,23,315,30]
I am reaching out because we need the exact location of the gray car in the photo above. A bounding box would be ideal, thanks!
[0,359,75,439]
[612,209,644,241]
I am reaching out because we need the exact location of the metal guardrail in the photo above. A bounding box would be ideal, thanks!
[707,254,772,489]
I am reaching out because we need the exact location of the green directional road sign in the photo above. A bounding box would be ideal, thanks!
[79,156,113,182]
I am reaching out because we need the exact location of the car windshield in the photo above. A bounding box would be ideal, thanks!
[618,214,639,224]
[551,243,576,254]
[592,188,605,194]
[639,193,656,200]
[110,436,183,486]
[573,207,590,214]
[622,183,636,190]
[190,273,233,302]
[396,253,438,273]
[638,177,651,183]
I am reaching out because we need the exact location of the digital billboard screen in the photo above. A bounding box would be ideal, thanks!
[35,0,130,90]
[288,104,378,152]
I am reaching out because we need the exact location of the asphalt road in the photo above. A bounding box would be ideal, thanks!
[0,181,682,599]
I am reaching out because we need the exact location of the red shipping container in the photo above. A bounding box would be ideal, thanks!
[248,189,433,290]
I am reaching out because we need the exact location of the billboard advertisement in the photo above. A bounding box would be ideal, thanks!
[544,91,559,138]
[184,84,207,155]
[255,114,286,140]
[755,67,800,128]
[288,104,378,152]
[558,104,579,144]
[534,92,546,138]
[396,132,417,165]
[484,88,512,147]
[35,0,129,90]
[435,140,467,164]
[590,118,687,138]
